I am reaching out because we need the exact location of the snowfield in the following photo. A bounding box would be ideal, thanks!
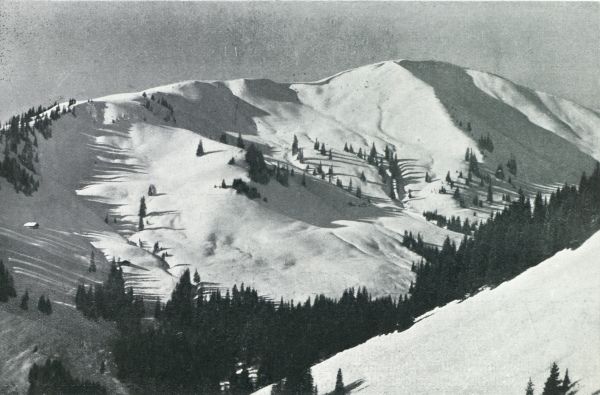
[255,230,600,395]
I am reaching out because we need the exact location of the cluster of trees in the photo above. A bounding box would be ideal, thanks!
[75,260,144,332]
[526,362,577,395]
[28,358,106,394]
[142,92,176,122]
[422,211,478,234]
[406,164,600,317]
[0,259,17,302]
[231,178,261,199]
[465,148,481,178]
[86,268,411,394]
[0,103,63,194]
[1,258,54,314]
[477,134,494,152]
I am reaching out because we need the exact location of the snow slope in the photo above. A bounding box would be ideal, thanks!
[255,231,600,395]
[2,59,600,303]
[468,69,600,161]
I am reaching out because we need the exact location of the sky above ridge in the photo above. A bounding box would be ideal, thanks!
[0,2,598,120]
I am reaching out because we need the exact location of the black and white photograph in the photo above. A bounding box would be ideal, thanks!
[0,1,599,394]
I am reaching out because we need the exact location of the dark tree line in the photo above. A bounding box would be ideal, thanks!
[28,358,106,394]
[422,210,478,234]
[406,164,600,317]
[77,267,411,394]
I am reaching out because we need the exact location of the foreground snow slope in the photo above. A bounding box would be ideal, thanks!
[255,231,600,395]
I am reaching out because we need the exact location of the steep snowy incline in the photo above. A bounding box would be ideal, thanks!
[468,69,600,161]
[254,231,600,395]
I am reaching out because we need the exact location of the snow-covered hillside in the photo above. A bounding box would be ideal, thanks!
[255,230,600,395]
[2,59,600,304]
[1,58,600,392]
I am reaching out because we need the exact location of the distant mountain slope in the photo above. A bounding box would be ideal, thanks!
[255,230,600,395]
[2,59,600,303]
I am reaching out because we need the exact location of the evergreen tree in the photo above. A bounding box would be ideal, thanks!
[542,362,561,395]
[360,171,366,182]
[314,139,319,150]
[220,133,228,144]
[302,172,307,187]
[453,187,461,200]
[292,135,299,155]
[335,368,345,395]
[193,269,201,284]
[425,172,431,183]
[561,370,571,394]
[0,260,17,302]
[196,140,205,156]
[100,360,106,375]
[368,143,377,164]
[343,143,349,152]
[487,183,493,202]
[228,157,235,165]
[320,143,327,156]
[89,251,97,273]
[525,378,534,395]
[356,186,362,198]
[139,196,147,218]
[237,133,245,149]
[222,179,227,188]
[138,216,144,231]
[20,290,29,310]
[245,144,270,184]
[37,295,52,315]
[329,149,333,160]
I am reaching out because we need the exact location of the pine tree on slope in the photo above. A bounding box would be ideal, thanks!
[542,362,561,395]
[20,290,29,310]
[335,368,345,395]
[525,378,534,395]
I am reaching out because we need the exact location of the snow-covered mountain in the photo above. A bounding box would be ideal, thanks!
[1,59,599,391]
[253,229,600,395]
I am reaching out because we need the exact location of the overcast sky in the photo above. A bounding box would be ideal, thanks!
[0,2,598,121]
